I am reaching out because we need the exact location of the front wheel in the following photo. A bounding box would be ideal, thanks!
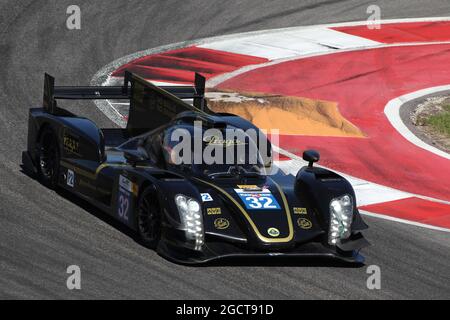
[37,127,60,189]
[137,186,162,249]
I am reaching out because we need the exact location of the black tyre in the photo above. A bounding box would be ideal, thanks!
[37,127,60,189]
[137,186,162,248]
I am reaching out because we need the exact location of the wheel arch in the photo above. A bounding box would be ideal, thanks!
[294,166,367,232]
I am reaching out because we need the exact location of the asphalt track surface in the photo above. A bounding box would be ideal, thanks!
[1,0,450,299]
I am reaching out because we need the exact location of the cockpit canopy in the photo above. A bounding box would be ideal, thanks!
[121,118,271,177]
[161,123,267,176]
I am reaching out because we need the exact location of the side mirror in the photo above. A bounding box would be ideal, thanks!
[124,150,147,166]
[303,150,320,168]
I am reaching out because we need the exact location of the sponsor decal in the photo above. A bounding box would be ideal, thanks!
[203,135,247,147]
[207,207,221,215]
[237,185,262,191]
[293,207,307,215]
[63,132,80,155]
[297,218,312,229]
[117,175,137,223]
[119,175,138,195]
[267,227,280,237]
[214,218,229,230]
[200,193,213,202]
[234,188,281,210]
[66,169,75,187]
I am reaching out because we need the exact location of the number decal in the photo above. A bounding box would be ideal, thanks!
[66,169,75,187]
[117,175,134,224]
[201,193,213,202]
[235,188,281,210]
[244,196,279,209]
[260,196,278,209]
[118,193,129,221]
[245,196,262,209]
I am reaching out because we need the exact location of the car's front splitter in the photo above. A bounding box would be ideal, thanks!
[156,238,367,265]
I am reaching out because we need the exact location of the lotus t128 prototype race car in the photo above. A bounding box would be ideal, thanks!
[22,71,369,264]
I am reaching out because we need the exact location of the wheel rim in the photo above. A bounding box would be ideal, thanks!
[138,193,160,242]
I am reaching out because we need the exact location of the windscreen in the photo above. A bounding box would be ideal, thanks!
[160,124,266,176]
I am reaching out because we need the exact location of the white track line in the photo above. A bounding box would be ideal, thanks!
[360,210,450,233]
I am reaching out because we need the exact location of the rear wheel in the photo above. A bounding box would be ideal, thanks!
[137,186,162,248]
[37,127,60,189]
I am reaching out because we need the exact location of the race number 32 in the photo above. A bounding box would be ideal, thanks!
[235,190,281,210]
[245,196,278,209]
[117,175,133,223]
[118,193,129,221]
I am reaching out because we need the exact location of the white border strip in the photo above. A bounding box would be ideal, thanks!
[384,85,450,160]
[91,17,450,87]
[360,210,450,233]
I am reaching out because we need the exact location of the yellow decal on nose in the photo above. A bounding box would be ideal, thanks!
[207,207,222,215]
[293,207,307,215]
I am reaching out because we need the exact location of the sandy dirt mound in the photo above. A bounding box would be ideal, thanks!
[206,91,365,137]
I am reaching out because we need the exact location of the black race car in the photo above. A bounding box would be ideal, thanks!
[22,71,369,264]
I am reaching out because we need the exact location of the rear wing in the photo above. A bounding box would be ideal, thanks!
[125,72,211,135]
[42,72,210,132]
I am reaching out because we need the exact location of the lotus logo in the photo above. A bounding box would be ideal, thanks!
[297,218,312,229]
[267,227,280,237]
[214,218,229,230]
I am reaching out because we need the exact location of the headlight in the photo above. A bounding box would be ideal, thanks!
[328,194,353,245]
[175,194,204,250]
